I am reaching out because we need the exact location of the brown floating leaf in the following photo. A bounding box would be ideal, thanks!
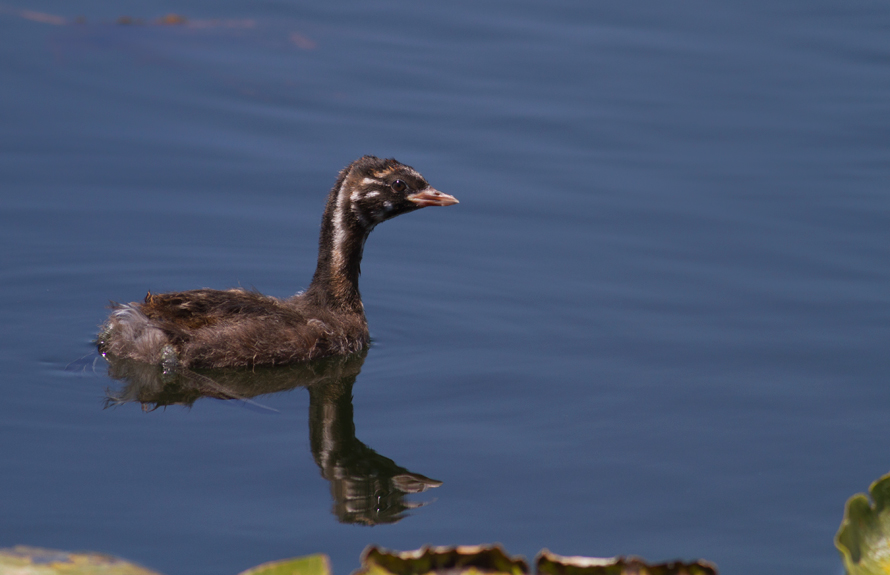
[536,549,718,575]
[289,32,317,50]
[156,13,187,25]
[18,10,67,25]
[116,16,144,25]
[186,18,257,29]
[355,545,529,575]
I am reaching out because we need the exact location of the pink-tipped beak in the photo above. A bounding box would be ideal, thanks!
[407,187,459,208]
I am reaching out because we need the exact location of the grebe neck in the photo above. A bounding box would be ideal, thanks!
[305,175,373,314]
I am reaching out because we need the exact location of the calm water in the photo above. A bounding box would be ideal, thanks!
[2,2,889,574]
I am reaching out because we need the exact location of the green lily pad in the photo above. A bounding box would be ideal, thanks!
[836,471,890,574]
[0,545,162,575]
[354,545,529,575]
[237,553,331,575]
[536,549,717,575]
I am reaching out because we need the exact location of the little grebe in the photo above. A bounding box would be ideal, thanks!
[97,156,458,369]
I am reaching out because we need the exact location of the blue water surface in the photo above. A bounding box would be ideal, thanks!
[1,2,889,574]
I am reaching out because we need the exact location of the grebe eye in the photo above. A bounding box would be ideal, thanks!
[391,180,407,193]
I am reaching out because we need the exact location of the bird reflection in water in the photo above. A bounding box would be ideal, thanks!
[101,349,442,525]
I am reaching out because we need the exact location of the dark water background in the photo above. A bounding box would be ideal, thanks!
[2,2,889,574]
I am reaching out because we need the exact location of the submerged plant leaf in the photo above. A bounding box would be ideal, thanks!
[355,545,529,575]
[836,471,890,574]
[238,553,331,575]
[536,549,717,575]
[0,545,162,575]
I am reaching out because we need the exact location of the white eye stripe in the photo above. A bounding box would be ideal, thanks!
[361,177,385,186]
[405,168,422,180]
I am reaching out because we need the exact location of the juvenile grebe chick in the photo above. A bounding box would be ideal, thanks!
[97,156,458,369]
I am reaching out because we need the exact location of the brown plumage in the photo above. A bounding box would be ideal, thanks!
[97,156,458,368]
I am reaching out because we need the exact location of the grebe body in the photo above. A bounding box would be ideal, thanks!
[97,156,457,368]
